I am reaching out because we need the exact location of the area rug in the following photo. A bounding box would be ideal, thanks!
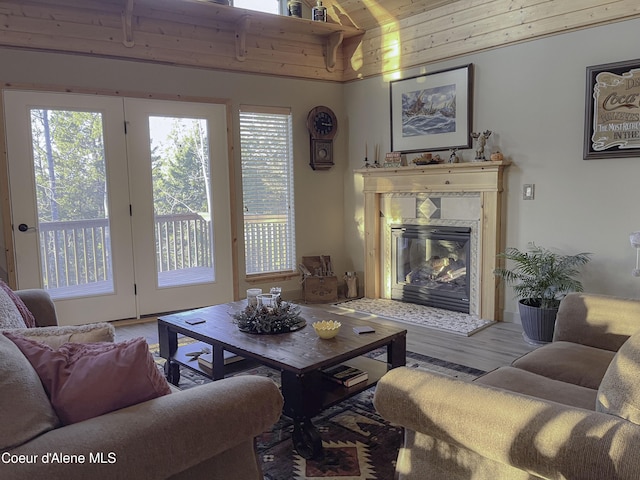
[150,343,485,479]
[335,297,494,336]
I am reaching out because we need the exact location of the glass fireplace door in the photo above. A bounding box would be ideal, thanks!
[392,225,471,313]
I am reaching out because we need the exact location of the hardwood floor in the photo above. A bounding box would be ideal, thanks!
[114,303,537,372]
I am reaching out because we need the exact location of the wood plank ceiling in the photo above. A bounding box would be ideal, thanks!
[0,0,638,82]
[307,0,459,30]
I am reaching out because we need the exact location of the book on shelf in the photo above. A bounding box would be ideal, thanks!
[322,364,368,387]
[197,351,243,370]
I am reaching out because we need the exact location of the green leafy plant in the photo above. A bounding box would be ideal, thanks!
[494,243,591,309]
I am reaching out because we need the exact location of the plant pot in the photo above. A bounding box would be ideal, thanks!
[518,299,558,344]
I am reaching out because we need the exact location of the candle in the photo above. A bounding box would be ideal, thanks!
[247,288,262,307]
[365,143,368,158]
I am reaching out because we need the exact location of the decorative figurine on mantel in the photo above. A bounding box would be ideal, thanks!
[471,130,492,161]
[448,148,460,163]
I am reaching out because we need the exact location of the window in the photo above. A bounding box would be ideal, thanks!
[239,106,296,275]
[231,0,283,15]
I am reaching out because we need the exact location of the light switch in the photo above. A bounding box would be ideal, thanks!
[523,184,535,200]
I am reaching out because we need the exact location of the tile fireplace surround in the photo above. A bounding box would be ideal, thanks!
[357,161,510,321]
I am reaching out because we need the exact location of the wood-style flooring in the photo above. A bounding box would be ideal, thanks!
[114,303,537,372]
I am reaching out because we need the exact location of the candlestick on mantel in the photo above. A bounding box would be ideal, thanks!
[363,142,370,168]
[372,143,381,167]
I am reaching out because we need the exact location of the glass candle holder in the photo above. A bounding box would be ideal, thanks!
[257,293,277,309]
[247,288,262,307]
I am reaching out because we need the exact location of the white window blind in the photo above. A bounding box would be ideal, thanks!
[239,106,296,275]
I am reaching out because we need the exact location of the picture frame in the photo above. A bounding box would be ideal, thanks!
[584,59,640,159]
[390,64,473,153]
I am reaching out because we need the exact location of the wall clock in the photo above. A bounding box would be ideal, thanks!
[307,106,337,170]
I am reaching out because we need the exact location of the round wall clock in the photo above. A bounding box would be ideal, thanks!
[307,106,337,170]
[307,106,337,140]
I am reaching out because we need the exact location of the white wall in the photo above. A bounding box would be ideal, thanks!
[0,48,347,300]
[344,18,640,321]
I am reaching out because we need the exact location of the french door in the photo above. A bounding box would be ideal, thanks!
[4,91,233,325]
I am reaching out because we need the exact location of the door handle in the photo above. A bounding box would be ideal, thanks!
[17,223,36,232]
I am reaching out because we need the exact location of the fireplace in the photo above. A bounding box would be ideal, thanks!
[357,161,510,320]
[391,225,471,313]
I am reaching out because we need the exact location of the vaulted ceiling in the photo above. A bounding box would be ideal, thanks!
[0,0,638,82]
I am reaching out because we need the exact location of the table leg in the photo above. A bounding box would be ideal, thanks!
[158,322,180,386]
[388,335,407,369]
[211,345,225,380]
[281,370,324,459]
[292,419,323,460]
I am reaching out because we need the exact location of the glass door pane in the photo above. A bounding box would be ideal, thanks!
[30,108,114,299]
[125,98,232,316]
[148,116,215,287]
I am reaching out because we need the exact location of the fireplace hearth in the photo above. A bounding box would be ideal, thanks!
[391,225,471,313]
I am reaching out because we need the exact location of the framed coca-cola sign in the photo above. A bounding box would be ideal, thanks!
[584,59,640,159]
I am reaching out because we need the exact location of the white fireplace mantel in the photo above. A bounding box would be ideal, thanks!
[356,161,510,321]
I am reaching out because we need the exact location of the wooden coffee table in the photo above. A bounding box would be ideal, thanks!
[157,301,407,459]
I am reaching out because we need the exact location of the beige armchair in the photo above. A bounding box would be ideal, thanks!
[374,293,640,480]
[2,289,116,346]
[1,290,284,480]
[14,288,59,327]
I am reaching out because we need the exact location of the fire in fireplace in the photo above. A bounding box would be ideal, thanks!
[391,225,471,313]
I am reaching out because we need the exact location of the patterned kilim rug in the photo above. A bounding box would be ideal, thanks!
[150,340,485,480]
[335,298,495,336]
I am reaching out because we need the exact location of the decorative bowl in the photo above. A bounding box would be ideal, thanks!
[312,320,341,339]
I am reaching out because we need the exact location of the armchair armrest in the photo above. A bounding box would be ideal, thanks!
[553,293,640,351]
[3,375,283,480]
[15,289,58,327]
[374,367,640,480]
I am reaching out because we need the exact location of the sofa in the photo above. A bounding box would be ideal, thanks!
[1,289,284,480]
[374,292,640,479]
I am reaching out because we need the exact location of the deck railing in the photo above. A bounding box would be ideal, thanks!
[154,213,212,273]
[243,214,292,274]
[39,214,213,289]
[39,219,112,289]
[38,213,290,288]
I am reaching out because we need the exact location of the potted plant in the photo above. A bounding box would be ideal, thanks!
[494,243,591,344]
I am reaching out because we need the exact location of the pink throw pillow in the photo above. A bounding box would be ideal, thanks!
[0,280,36,328]
[4,333,171,425]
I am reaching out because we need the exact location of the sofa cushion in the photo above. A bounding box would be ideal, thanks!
[512,341,616,389]
[596,331,640,424]
[4,333,172,425]
[5,322,115,349]
[0,280,36,328]
[476,366,598,410]
[0,282,29,329]
[0,334,59,450]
